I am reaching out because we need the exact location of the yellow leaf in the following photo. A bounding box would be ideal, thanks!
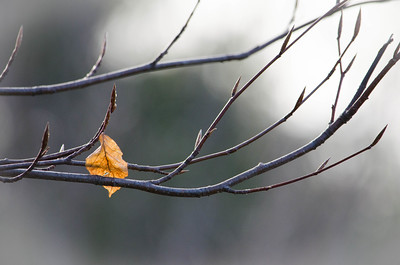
[85,133,128,197]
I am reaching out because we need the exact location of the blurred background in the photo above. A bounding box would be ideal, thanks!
[0,0,399,264]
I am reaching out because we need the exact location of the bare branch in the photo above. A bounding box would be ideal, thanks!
[0,124,387,197]
[0,0,392,96]
[346,35,393,110]
[0,1,398,198]
[148,0,337,184]
[215,37,399,191]
[224,125,386,195]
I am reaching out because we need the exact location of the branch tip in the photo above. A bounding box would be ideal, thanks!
[41,123,50,155]
[231,76,241,97]
[394,42,400,59]
[352,9,362,41]
[293,87,306,112]
[194,129,202,148]
[370,125,387,147]
[111,84,117,113]
[316,158,330,171]
[344,54,357,74]
[280,25,295,54]
[85,33,107,78]
[337,10,343,40]
[0,25,24,82]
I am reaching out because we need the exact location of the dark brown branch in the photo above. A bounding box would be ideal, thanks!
[0,1,398,198]
[224,126,387,194]
[216,37,398,190]
[0,123,387,197]
[0,0,392,96]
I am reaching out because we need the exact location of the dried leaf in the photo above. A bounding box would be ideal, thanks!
[85,133,128,197]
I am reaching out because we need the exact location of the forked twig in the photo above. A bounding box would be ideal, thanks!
[330,9,361,123]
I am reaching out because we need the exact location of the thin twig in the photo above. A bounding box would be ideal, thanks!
[0,123,49,183]
[346,35,393,110]
[1,0,393,96]
[224,126,387,194]
[150,1,349,185]
[216,37,398,191]
[288,0,299,26]
[0,2,398,198]
[152,0,200,65]
[330,9,361,123]
[0,26,23,82]
[85,33,107,78]
[65,84,117,160]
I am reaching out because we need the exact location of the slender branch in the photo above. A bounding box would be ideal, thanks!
[0,26,23,82]
[84,33,107,78]
[224,125,387,194]
[0,1,398,198]
[330,9,360,123]
[0,0,394,96]
[288,0,299,26]
[151,0,200,65]
[217,36,398,190]
[346,35,393,110]
[0,123,49,183]
[65,84,117,160]
[150,0,320,184]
